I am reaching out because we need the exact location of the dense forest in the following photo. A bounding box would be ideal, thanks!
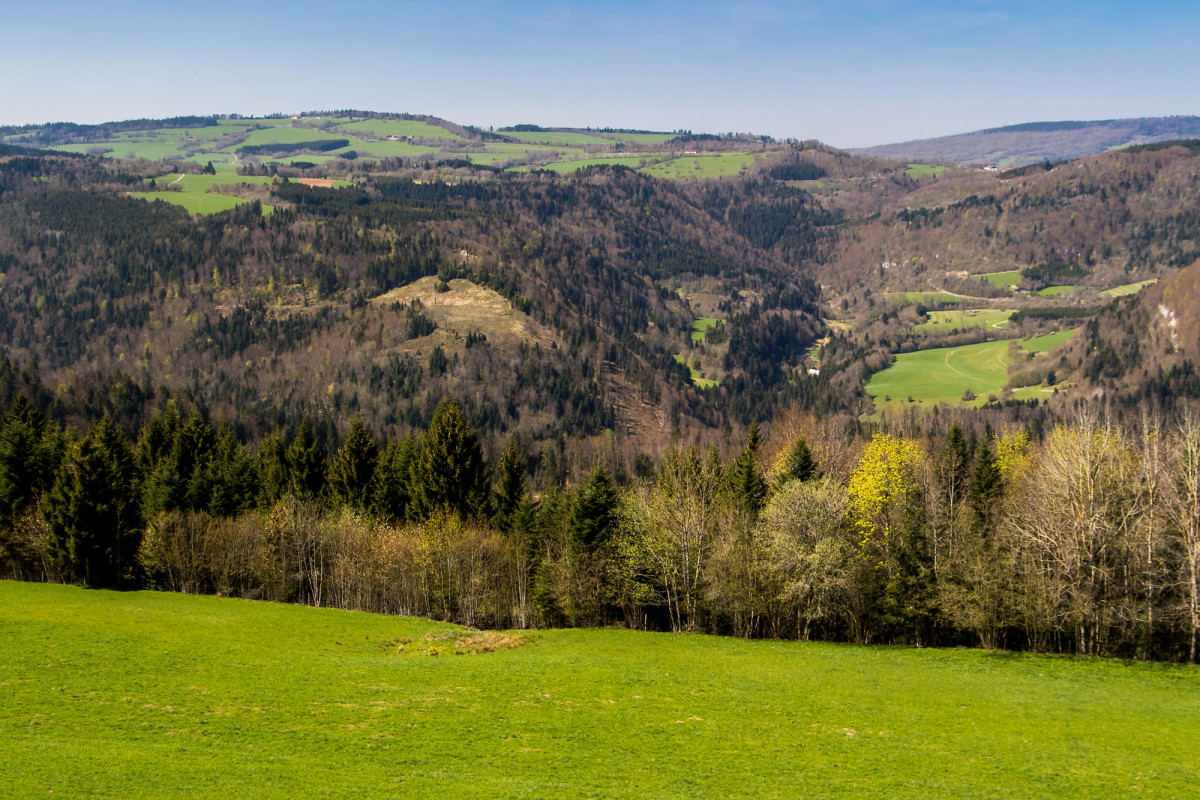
[1,384,1198,663]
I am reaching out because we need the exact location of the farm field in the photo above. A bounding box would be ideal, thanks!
[129,173,276,215]
[540,156,649,173]
[884,291,967,304]
[499,129,624,147]
[973,270,1022,287]
[1102,278,1157,297]
[326,117,464,141]
[641,153,760,179]
[866,329,1073,409]
[3,582,1198,799]
[905,163,948,178]
[914,308,1014,331]
[1036,285,1077,296]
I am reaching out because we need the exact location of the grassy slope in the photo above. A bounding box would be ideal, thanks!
[866,330,1074,408]
[2,582,1198,799]
[914,309,1013,332]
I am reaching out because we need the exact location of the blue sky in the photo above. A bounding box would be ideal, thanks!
[2,0,1197,147]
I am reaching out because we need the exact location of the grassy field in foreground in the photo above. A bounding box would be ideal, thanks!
[2,583,1198,799]
[866,330,1073,409]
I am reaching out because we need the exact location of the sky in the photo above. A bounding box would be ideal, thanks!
[2,0,1198,148]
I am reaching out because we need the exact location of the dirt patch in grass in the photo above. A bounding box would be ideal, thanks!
[297,178,338,188]
[387,629,530,656]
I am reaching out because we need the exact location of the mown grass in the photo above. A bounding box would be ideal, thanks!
[328,118,464,141]
[1036,285,1077,297]
[640,154,759,179]
[866,330,1073,408]
[973,270,1022,287]
[1102,279,1157,298]
[500,130,621,147]
[3,582,1198,799]
[690,317,720,342]
[884,291,967,305]
[1020,327,1077,353]
[540,157,649,173]
[905,163,948,178]
[129,174,275,216]
[914,309,1014,332]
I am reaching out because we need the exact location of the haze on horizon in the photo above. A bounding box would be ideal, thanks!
[2,0,1197,149]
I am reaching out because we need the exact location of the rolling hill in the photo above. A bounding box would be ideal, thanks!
[853,115,1200,167]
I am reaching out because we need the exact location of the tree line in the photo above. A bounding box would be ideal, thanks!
[2,390,1198,663]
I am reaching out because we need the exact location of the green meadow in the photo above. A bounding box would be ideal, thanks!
[674,354,719,388]
[328,118,464,141]
[3,582,1198,799]
[690,317,721,342]
[641,153,760,179]
[1036,285,1077,296]
[904,163,948,178]
[1102,279,1157,297]
[914,308,1014,332]
[500,130,623,147]
[540,156,649,173]
[884,291,967,305]
[866,330,1074,408]
[973,270,1022,287]
[129,173,275,215]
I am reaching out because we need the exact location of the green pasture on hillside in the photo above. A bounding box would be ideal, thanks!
[905,163,948,178]
[1020,327,1077,353]
[1036,285,1077,296]
[328,118,464,141]
[866,330,1074,409]
[884,291,967,305]
[973,270,1022,287]
[609,132,676,145]
[674,354,719,388]
[641,153,759,179]
[914,309,1014,332]
[225,124,348,151]
[1102,279,1157,297]
[500,130,622,147]
[540,157,649,173]
[2,583,1198,799]
[129,173,275,215]
[690,317,720,342]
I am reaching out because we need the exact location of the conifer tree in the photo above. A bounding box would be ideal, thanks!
[372,436,418,523]
[287,420,326,499]
[330,417,378,510]
[779,435,820,485]
[493,435,527,534]
[412,399,488,520]
[730,421,767,514]
[44,416,142,587]
[570,464,619,551]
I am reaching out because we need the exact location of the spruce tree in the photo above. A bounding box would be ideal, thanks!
[372,436,418,523]
[287,420,326,499]
[493,435,527,534]
[412,399,488,520]
[570,464,619,551]
[44,416,142,587]
[779,435,820,485]
[330,417,378,510]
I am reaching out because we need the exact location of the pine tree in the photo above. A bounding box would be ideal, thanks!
[372,436,419,523]
[330,417,378,510]
[0,394,46,520]
[287,420,326,499]
[779,435,820,485]
[493,435,527,534]
[411,399,488,520]
[570,464,619,551]
[730,422,767,515]
[44,416,142,587]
